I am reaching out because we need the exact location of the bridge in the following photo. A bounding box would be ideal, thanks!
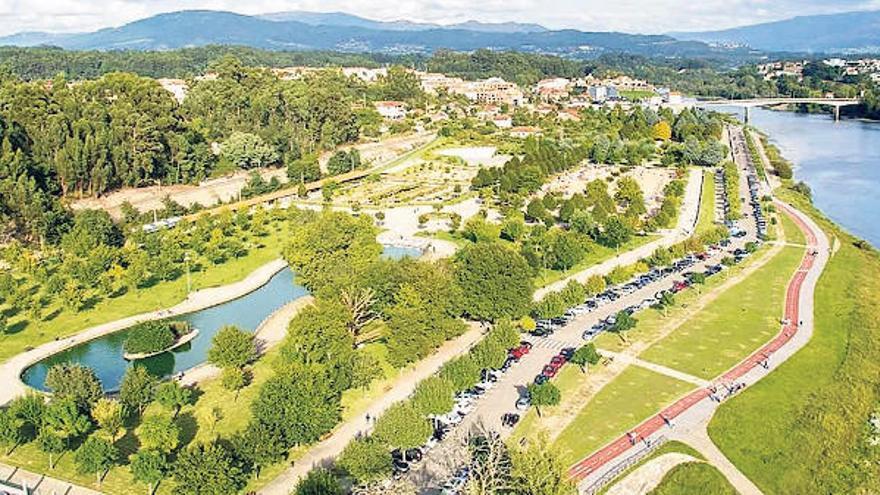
[696,97,861,122]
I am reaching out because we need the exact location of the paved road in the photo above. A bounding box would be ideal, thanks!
[407,163,761,490]
[572,132,830,495]
[0,464,103,495]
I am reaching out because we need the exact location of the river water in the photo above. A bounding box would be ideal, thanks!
[22,245,421,392]
[729,107,880,247]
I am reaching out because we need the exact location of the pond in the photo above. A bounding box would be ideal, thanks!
[21,245,422,392]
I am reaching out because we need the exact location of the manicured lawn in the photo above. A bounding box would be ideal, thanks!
[695,170,717,237]
[708,190,880,493]
[638,245,803,380]
[0,226,288,364]
[551,366,693,466]
[778,209,806,245]
[647,462,737,495]
[535,235,659,288]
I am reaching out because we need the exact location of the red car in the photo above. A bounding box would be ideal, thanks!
[550,356,566,368]
[542,365,558,378]
[671,281,689,293]
[509,344,531,360]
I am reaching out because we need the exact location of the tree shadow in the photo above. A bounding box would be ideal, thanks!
[175,412,198,448]
[42,307,62,322]
[5,319,29,335]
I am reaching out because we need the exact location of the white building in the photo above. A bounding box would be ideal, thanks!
[342,67,388,83]
[374,101,407,120]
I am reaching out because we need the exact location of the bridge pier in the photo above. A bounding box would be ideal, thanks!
[743,106,750,125]
[833,105,840,122]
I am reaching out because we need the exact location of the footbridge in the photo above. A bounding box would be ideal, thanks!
[697,97,860,122]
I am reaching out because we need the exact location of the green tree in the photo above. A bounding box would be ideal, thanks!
[43,398,91,447]
[294,467,344,495]
[119,365,158,415]
[411,377,455,416]
[609,310,637,343]
[372,402,432,450]
[0,408,24,455]
[509,436,574,495]
[219,132,278,169]
[570,344,601,373]
[137,413,180,454]
[74,435,118,484]
[207,325,257,370]
[37,429,65,469]
[231,422,287,477]
[440,356,481,393]
[221,367,248,394]
[337,437,393,484]
[91,398,124,440]
[598,216,633,249]
[454,243,534,321]
[526,382,561,416]
[154,382,192,417]
[44,363,103,412]
[173,442,247,495]
[130,450,168,495]
[9,394,44,436]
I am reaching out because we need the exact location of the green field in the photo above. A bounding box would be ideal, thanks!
[695,170,718,237]
[0,226,288,364]
[648,462,737,495]
[708,189,880,493]
[639,245,803,380]
[551,366,693,466]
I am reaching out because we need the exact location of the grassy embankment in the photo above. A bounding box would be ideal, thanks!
[647,462,737,495]
[0,225,289,364]
[708,187,880,493]
[694,169,718,237]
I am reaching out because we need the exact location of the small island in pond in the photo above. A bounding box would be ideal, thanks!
[123,320,199,360]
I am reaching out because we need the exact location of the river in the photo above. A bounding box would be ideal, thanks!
[728,107,880,247]
[22,245,422,392]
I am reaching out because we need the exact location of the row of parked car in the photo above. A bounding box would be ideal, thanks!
[430,344,531,492]
[746,174,768,238]
[715,167,733,220]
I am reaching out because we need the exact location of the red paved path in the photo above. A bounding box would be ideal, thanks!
[568,204,818,480]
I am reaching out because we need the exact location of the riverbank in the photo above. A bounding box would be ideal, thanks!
[0,258,289,406]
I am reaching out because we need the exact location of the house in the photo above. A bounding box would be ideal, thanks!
[375,101,407,120]
[535,78,571,100]
[588,85,619,103]
[157,78,188,103]
[510,126,541,139]
[665,91,683,105]
[492,116,513,128]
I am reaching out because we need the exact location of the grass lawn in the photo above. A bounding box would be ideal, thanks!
[620,90,657,101]
[708,189,880,493]
[535,235,659,288]
[551,365,694,466]
[647,462,737,495]
[0,225,288,364]
[596,440,704,495]
[695,170,718,237]
[638,245,803,380]
[778,209,806,245]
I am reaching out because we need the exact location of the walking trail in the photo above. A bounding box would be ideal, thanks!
[572,201,830,495]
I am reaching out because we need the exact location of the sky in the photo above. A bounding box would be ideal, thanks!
[1,0,879,37]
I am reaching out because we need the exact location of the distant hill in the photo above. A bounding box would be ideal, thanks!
[0,10,753,60]
[258,11,548,33]
[671,10,880,53]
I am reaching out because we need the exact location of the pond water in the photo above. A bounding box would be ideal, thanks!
[22,245,421,392]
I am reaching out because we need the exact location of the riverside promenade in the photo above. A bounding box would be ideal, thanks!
[572,201,829,494]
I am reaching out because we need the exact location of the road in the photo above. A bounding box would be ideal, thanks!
[571,130,830,494]
[406,154,765,491]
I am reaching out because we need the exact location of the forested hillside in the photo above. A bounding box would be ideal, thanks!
[0,56,420,243]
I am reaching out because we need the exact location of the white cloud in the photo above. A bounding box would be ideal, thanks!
[0,0,878,36]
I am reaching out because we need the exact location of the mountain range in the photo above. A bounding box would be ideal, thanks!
[0,10,752,59]
[672,9,880,53]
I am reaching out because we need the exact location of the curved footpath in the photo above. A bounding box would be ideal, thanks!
[0,258,289,407]
[571,200,830,494]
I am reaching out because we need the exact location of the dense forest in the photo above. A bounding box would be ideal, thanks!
[0,56,422,244]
